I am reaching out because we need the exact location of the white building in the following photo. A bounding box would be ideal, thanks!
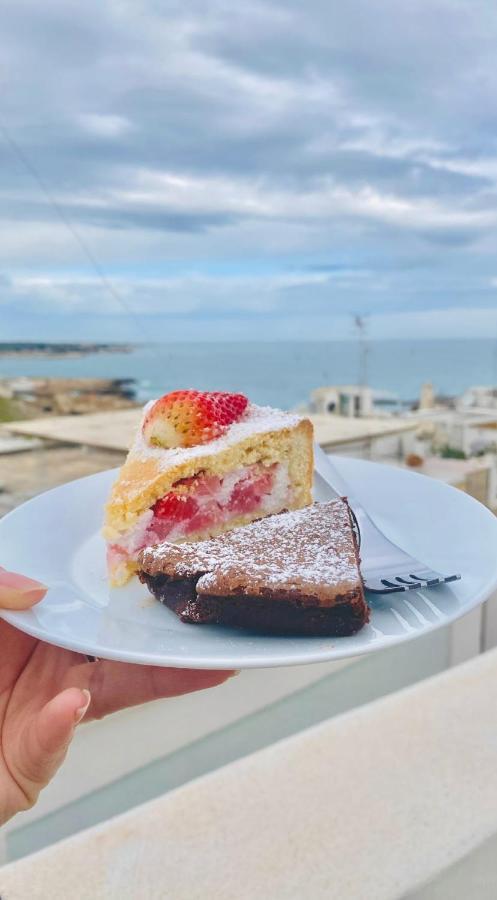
[309,385,375,418]
[457,385,497,412]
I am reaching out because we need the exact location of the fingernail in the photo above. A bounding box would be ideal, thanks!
[74,689,91,725]
[0,568,48,609]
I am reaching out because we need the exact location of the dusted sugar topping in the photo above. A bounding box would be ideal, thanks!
[139,499,361,604]
[131,402,304,470]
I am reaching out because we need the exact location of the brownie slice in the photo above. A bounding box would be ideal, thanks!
[138,499,369,637]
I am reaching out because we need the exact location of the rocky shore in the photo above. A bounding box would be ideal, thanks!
[0,376,138,420]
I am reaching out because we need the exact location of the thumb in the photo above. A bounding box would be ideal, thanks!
[17,688,91,806]
[0,566,47,609]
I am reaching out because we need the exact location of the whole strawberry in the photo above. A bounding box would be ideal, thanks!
[142,390,249,448]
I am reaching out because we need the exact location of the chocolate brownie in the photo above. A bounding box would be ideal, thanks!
[138,499,369,637]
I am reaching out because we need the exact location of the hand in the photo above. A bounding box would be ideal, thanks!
[0,567,234,825]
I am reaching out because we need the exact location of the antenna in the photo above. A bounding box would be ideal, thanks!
[354,315,369,387]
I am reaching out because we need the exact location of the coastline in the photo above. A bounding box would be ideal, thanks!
[0,342,134,359]
[0,339,495,410]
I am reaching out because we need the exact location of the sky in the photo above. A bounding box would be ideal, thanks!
[2,0,497,342]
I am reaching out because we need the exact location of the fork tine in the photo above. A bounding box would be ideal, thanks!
[409,572,442,585]
[364,571,461,594]
[365,577,415,593]
[409,571,461,586]
[363,577,407,593]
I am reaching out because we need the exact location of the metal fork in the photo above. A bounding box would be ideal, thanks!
[314,443,461,594]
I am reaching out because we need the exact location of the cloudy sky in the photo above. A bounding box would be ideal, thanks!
[2,0,497,341]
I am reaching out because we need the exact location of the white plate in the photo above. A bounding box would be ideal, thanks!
[1,458,497,669]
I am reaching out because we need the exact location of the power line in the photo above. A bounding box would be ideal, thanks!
[0,122,161,350]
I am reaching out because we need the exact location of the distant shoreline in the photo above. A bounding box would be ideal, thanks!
[0,342,134,359]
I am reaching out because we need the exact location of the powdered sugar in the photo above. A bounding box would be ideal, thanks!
[140,500,361,602]
[131,402,303,469]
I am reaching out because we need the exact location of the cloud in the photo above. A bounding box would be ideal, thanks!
[1,0,497,338]
[77,114,133,139]
[3,268,349,320]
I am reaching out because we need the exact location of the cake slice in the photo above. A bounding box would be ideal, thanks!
[104,390,313,585]
[138,499,369,637]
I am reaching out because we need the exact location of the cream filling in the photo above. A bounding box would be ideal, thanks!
[109,462,291,566]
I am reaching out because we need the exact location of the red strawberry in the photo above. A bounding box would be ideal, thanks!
[228,469,274,514]
[142,390,248,448]
[153,493,199,521]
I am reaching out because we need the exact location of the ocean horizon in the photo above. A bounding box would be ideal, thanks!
[1,338,496,410]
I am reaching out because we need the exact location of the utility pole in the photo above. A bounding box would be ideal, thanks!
[354,315,369,387]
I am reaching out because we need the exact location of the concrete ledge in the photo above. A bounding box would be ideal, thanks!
[5,408,141,452]
[2,646,497,899]
[6,409,416,455]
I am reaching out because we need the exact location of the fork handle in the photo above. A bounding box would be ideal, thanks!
[314,444,404,551]
[313,443,362,509]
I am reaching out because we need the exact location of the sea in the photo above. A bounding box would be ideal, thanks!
[1,339,497,410]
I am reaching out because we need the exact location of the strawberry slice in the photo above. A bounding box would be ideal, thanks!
[186,503,223,534]
[153,493,199,521]
[142,390,248,448]
[228,468,274,514]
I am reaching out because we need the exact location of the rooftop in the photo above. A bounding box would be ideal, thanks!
[310,413,416,449]
[5,408,417,453]
[5,408,142,452]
